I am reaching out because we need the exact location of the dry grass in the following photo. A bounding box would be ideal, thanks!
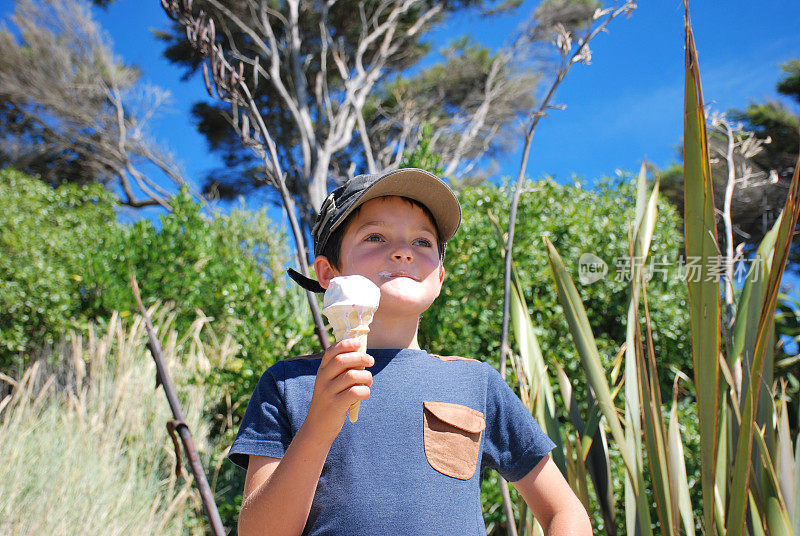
[0,306,225,535]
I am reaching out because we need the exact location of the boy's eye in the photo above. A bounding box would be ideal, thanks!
[365,234,384,242]
[413,238,433,247]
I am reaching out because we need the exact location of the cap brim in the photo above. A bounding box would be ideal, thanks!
[333,168,461,243]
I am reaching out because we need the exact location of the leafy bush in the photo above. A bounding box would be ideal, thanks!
[1,168,321,531]
[83,183,316,415]
[0,168,116,365]
[1,167,315,374]
[421,177,690,400]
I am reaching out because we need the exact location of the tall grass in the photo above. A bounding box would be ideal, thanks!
[0,307,219,536]
[502,8,800,535]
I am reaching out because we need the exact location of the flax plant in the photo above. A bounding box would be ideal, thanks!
[503,6,800,535]
[496,5,636,530]
[0,306,231,535]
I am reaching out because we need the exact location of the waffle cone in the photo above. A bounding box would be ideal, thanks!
[330,328,370,422]
[323,302,377,423]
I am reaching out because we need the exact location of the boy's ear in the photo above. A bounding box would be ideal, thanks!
[439,263,446,283]
[313,256,338,290]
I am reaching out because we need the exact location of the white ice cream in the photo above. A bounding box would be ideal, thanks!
[323,275,381,310]
[323,275,381,334]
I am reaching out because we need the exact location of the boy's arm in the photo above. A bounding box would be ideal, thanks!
[238,338,374,536]
[512,455,593,536]
[237,428,329,535]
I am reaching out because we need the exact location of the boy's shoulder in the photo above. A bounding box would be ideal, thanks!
[280,351,481,363]
[430,354,482,363]
[284,352,324,362]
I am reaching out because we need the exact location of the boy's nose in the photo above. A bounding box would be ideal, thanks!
[391,245,413,262]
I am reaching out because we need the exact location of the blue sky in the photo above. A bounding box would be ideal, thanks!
[2,0,799,305]
[1,0,798,212]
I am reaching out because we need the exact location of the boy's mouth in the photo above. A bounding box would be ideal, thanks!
[378,271,418,281]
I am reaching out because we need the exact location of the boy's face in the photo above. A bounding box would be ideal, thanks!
[316,196,445,318]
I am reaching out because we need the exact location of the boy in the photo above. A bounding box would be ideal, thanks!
[229,168,592,535]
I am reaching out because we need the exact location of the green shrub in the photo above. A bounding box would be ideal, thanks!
[0,168,117,365]
[0,167,314,379]
[82,184,316,415]
[1,168,319,531]
[422,177,690,400]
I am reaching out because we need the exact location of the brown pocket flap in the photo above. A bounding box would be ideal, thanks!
[423,401,485,434]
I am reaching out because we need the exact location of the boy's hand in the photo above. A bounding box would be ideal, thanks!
[303,338,374,444]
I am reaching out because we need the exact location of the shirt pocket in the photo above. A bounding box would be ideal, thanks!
[422,401,486,480]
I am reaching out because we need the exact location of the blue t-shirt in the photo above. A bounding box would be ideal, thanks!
[229,348,555,535]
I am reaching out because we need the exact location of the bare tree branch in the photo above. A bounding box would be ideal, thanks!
[0,0,200,210]
[708,110,776,328]
[495,3,636,533]
[161,0,330,348]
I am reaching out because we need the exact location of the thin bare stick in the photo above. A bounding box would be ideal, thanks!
[495,4,635,532]
[708,110,775,332]
[499,1,635,379]
[130,273,226,536]
[160,0,329,348]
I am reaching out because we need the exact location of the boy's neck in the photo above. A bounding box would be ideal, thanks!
[367,312,421,349]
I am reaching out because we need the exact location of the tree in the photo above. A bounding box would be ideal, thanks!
[708,113,779,334]
[154,0,616,349]
[0,0,196,209]
[733,59,800,184]
[152,0,605,232]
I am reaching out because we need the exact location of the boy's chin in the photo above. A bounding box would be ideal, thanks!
[376,284,438,313]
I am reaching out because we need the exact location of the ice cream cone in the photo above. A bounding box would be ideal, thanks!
[322,276,380,423]
[333,327,369,422]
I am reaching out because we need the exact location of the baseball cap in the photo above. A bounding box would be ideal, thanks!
[288,167,462,293]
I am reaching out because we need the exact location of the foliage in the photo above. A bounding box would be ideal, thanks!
[1,167,320,531]
[0,168,117,366]
[0,310,211,536]
[158,0,519,210]
[482,468,522,534]
[150,0,609,230]
[423,175,688,532]
[775,292,800,433]
[733,58,800,183]
[509,19,800,535]
[421,177,690,400]
[0,0,189,208]
[0,167,327,531]
[366,37,537,181]
[399,124,445,175]
[660,58,800,271]
[531,0,600,34]
[0,167,316,427]
[541,161,800,535]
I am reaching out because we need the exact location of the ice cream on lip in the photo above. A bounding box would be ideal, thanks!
[377,270,421,282]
